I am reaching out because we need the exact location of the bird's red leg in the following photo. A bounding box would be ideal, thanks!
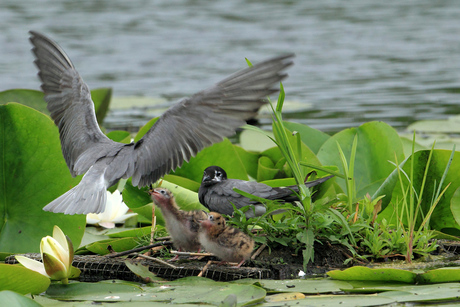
[169,249,181,262]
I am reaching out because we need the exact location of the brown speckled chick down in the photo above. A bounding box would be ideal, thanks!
[198,212,254,268]
[149,187,207,253]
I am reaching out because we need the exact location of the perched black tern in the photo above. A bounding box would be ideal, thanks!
[199,166,333,217]
[29,31,294,215]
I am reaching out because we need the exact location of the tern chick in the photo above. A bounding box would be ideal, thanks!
[198,212,254,268]
[149,187,207,255]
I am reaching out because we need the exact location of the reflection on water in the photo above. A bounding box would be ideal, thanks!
[1,0,460,133]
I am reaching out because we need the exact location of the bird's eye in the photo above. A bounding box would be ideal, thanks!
[209,215,214,221]
[216,171,221,177]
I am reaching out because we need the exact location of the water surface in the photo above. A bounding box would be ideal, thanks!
[1,0,460,133]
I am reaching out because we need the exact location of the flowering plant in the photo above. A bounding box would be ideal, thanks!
[16,225,78,284]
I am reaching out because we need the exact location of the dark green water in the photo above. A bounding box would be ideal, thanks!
[1,0,460,133]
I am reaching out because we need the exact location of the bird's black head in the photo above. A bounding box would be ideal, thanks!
[201,166,227,186]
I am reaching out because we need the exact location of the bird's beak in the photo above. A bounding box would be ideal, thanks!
[202,174,211,183]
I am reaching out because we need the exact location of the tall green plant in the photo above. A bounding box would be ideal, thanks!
[391,137,453,262]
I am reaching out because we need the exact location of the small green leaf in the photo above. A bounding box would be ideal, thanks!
[124,260,163,282]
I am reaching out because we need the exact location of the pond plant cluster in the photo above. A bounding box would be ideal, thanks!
[2,81,460,305]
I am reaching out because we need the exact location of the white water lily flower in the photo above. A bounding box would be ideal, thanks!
[16,225,74,284]
[86,190,137,228]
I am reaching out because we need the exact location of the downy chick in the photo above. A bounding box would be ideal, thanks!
[149,188,207,255]
[198,212,254,268]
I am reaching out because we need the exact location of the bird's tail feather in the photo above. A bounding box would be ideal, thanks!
[43,183,107,215]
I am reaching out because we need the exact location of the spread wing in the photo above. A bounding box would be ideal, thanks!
[131,54,295,187]
[29,31,118,176]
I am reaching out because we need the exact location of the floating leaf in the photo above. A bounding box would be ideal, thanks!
[328,266,416,284]
[172,139,249,182]
[0,103,85,253]
[85,237,140,255]
[318,121,404,199]
[283,121,330,154]
[151,277,266,306]
[233,145,260,179]
[124,260,163,283]
[106,130,132,143]
[263,294,395,307]
[239,128,276,152]
[45,280,143,301]
[0,264,50,295]
[377,284,460,303]
[418,267,460,284]
[378,150,460,232]
[0,290,42,307]
[0,89,46,114]
[256,278,352,294]
[265,292,306,302]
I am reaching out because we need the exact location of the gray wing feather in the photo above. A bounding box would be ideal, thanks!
[132,54,295,187]
[29,31,117,176]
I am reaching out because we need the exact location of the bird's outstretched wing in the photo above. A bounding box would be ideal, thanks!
[131,54,295,187]
[29,31,118,177]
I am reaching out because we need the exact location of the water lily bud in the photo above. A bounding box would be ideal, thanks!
[16,225,76,284]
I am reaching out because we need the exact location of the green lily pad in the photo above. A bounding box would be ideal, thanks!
[233,145,260,179]
[377,283,460,303]
[418,267,460,284]
[341,281,412,293]
[0,89,46,114]
[107,226,155,238]
[134,117,159,142]
[328,266,417,283]
[257,278,353,294]
[378,150,460,232]
[283,120,331,154]
[163,174,200,192]
[257,156,279,181]
[407,116,460,133]
[0,263,50,295]
[0,88,112,125]
[85,237,140,255]
[239,128,276,152]
[0,290,42,307]
[145,277,266,306]
[0,103,85,254]
[44,277,265,305]
[45,280,143,301]
[262,294,396,307]
[318,121,404,199]
[106,130,132,143]
[172,138,249,183]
